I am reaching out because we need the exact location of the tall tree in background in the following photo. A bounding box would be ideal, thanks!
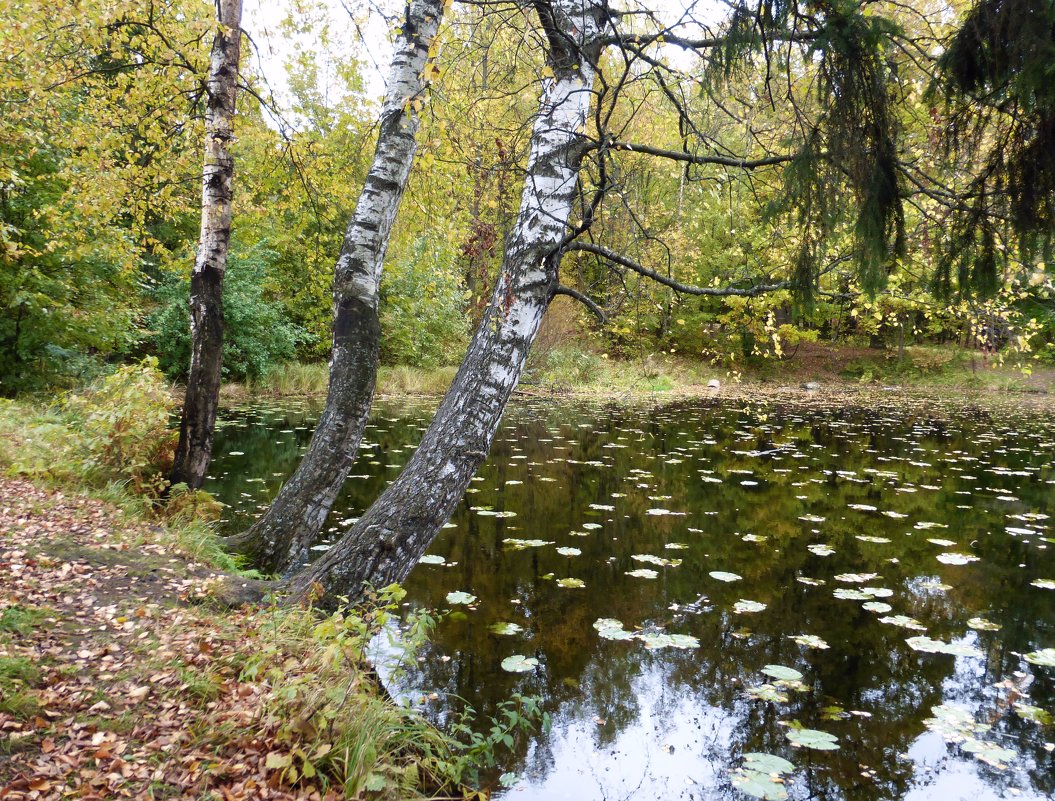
[226,0,448,571]
[170,0,244,490]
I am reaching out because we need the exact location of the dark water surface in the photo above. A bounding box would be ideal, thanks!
[205,394,1055,801]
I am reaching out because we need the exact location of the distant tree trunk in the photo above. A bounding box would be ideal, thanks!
[170,0,242,490]
[225,0,445,573]
[283,0,604,605]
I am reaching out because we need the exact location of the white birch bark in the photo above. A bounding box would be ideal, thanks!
[227,0,446,572]
[170,0,243,490]
[284,0,606,604]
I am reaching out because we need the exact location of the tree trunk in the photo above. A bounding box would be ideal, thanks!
[225,0,445,573]
[170,0,242,490]
[283,0,604,605]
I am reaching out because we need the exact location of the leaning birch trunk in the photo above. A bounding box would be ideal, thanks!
[225,0,446,572]
[283,0,604,605]
[170,0,243,490]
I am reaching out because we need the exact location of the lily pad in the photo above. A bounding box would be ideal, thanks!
[734,599,767,614]
[743,753,795,774]
[785,727,839,750]
[1031,579,1055,590]
[446,591,477,606]
[879,615,927,631]
[746,683,789,703]
[835,572,879,583]
[1013,703,1053,725]
[790,634,830,649]
[807,544,835,556]
[862,601,893,613]
[906,636,982,657]
[503,538,553,550]
[1024,648,1055,667]
[710,571,743,582]
[556,577,585,588]
[593,618,635,641]
[418,554,446,565]
[937,552,979,565]
[962,738,1016,768]
[489,622,524,636]
[626,568,659,579]
[762,664,803,682]
[500,654,539,673]
[637,632,700,650]
[967,617,1001,631]
[833,589,870,600]
[632,554,682,567]
[556,547,581,557]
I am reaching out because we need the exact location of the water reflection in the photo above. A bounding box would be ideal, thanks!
[206,394,1055,801]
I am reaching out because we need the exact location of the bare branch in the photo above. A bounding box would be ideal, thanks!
[609,140,796,169]
[565,241,789,297]
[553,284,606,321]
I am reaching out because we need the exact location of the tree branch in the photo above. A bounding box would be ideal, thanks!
[609,140,796,169]
[554,284,606,321]
[565,241,789,297]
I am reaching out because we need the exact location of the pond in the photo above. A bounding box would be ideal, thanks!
[205,393,1055,801]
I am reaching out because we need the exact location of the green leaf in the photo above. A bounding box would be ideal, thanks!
[446,591,477,605]
[1025,648,1055,667]
[762,665,803,682]
[500,654,539,673]
[785,727,839,750]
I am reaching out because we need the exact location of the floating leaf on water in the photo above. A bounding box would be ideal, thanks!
[857,535,891,543]
[743,753,795,774]
[710,571,743,583]
[1013,704,1054,725]
[556,577,585,589]
[626,568,659,579]
[419,554,446,565]
[498,772,519,788]
[833,589,871,600]
[503,538,554,550]
[799,514,826,523]
[790,634,830,649]
[937,552,979,565]
[479,509,517,518]
[742,534,768,543]
[762,665,804,682]
[664,542,689,550]
[924,703,989,742]
[556,547,581,557]
[1024,648,1055,667]
[632,554,682,567]
[835,573,879,583]
[847,504,877,512]
[637,632,700,650]
[808,544,835,556]
[967,617,1002,631]
[915,521,948,530]
[489,622,524,636]
[962,738,1016,769]
[446,591,477,606]
[746,683,789,703]
[906,636,982,657]
[731,769,789,801]
[882,511,908,519]
[1031,579,1055,590]
[879,615,927,631]
[862,601,893,613]
[862,587,893,598]
[785,727,839,750]
[500,654,539,673]
[734,599,767,614]
[581,523,603,530]
[593,618,635,641]
[796,577,825,586]
[927,538,957,547]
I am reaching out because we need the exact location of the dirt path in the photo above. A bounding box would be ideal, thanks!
[0,478,336,800]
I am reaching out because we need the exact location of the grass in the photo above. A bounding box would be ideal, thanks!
[240,361,460,398]
[0,656,43,718]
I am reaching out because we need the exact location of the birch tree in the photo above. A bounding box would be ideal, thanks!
[170,0,244,489]
[225,0,449,571]
[281,0,606,601]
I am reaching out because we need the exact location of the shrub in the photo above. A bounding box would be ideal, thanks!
[65,357,175,495]
[379,238,469,368]
[146,250,306,382]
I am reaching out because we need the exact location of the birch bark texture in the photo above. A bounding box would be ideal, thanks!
[226,0,446,573]
[284,0,605,604]
[170,0,243,490]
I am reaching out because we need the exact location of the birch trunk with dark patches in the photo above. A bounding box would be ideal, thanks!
[225,0,445,573]
[170,0,243,491]
[283,0,605,605]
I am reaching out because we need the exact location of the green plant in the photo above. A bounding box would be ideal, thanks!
[146,249,306,382]
[65,357,175,495]
[379,237,469,369]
